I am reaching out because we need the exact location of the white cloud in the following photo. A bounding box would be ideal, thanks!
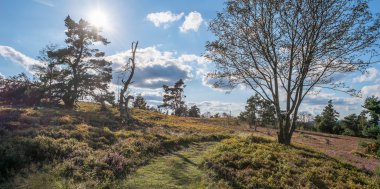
[362,85,380,97]
[146,11,184,27]
[194,101,244,116]
[352,67,378,83]
[33,0,54,7]
[0,45,43,72]
[107,46,198,89]
[299,90,364,117]
[178,54,209,64]
[179,11,203,32]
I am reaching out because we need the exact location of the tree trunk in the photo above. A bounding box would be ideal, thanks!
[276,117,292,145]
[119,88,127,123]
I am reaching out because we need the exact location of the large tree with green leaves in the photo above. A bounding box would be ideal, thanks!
[40,16,113,109]
[206,0,380,144]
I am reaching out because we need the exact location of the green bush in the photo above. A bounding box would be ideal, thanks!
[362,125,380,139]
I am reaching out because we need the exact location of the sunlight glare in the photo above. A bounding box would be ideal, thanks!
[88,9,108,29]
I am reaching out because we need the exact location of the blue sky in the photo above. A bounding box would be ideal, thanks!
[0,0,380,117]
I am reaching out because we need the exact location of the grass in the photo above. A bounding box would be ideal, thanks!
[123,142,217,189]
[202,135,379,189]
[0,103,231,188]
[0,102,378,188]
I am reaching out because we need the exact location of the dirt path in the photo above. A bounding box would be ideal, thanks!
[123,141,218,189]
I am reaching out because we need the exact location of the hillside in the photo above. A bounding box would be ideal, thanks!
[0,103,379,188]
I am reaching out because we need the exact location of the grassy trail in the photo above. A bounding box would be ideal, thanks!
[123,141,218,189]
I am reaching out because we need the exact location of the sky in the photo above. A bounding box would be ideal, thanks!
[0,0,380,118]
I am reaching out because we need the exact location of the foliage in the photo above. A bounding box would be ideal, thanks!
[340,114,360,136]
[37,16,113,109]
[203,136,378,188]
[133,94,147,110]
[188,105,201,117]
[240,93,275,130]
[159,79,187,116]
[359,135,380,158]
[362,125,380,139]
[315,100,340,134]
[364,96,380,126]
[0,73,44,106]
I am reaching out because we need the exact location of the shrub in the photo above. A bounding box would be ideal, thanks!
[376,166,380,177]
[362,125,380,139]
[57,115,73,125]
[203,136,378,188]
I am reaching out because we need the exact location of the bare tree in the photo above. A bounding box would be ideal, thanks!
[119,41,138,124]
[206,0,380,144]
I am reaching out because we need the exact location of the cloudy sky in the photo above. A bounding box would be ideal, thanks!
[0,0,380,117]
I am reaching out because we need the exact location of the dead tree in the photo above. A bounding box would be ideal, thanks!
[119,41,138,124]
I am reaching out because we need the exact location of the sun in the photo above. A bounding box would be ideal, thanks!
[88,9,108,28]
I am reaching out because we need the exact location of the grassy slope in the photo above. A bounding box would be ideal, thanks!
[0,103,378,188]
[203,135,379,188]
[0,103,230,188]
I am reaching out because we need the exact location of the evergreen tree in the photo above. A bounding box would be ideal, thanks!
[188,105,201,117]
[245,94,261,130]
[240,93,276,130]
[133,94,147,110]
[364,96,380,126]
[159,79,187,116]
[362,96,380,138]
[41,16,113,109]
[341,114,360,136]
[34,45,62,105]
[260,100,276,127]
[316,100,339,133]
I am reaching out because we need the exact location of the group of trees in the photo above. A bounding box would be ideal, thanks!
[158,79,202,118]
[314,97,380,139]
[1,16,115,110]
[239,93,275,131]
[0,16,140,124]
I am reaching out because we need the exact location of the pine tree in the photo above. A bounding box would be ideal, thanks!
[245,94,261,130]
[364,96,380,126]
[159,79,187,116]
[260,100,276,127]
[362,96,380,138]
[42,16,113,109]
[241,93,276,130]
[188,105,200,117]
[133,94,147,110]
[316,100,339,133]
[341,114,360,136]
[34,45,62,105]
